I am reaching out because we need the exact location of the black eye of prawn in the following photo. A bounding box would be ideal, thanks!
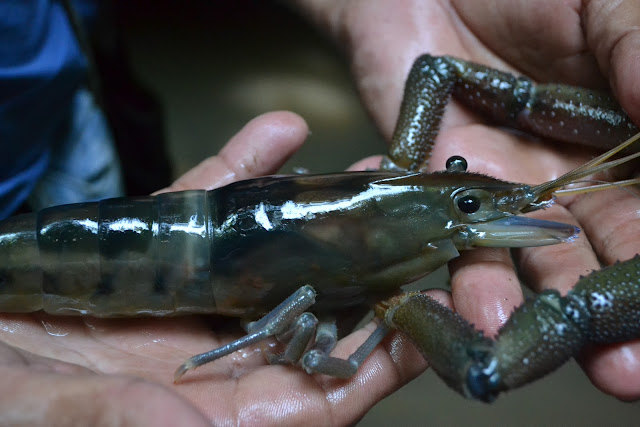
[446,155,468,172]
[457,195,481,214]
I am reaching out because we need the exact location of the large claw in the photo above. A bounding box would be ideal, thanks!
[376,256,640,402]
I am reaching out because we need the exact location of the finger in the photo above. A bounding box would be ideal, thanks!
[579,339,640,400]
[449,248,524,336]
[339,3,468,140]
[513,207,599,295]
[157,111,308,193]
[565,183,640,398]
[583,0,640,124]
[347,155,383,171]
[571,187,640,264]
[452,0,606,86]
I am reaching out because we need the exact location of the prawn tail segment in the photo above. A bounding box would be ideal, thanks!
[0,191,216,317]
[0,213,42,312]
[376,255,640,402]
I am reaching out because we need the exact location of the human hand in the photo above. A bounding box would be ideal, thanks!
[0,112,427,425]
[291,0,640,399]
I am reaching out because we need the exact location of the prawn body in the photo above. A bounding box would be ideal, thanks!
[0,171,569,317]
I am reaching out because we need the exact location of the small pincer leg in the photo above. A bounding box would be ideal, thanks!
[255,298,391,378]
[174,284,392,381]
[174,285,317,381]
[300,319,391,378]
[266,311,319,365]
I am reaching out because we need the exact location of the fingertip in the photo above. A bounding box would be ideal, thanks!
[217,110,309,180]
[449,248,524,336]
[580,340,640,401]
[381,328,429,379]
[347,155,383,171]
[425,288,454,309]
[584,0,640,125]
[243,110,310,154]
[157,111,309,193]
[610,32,640,126]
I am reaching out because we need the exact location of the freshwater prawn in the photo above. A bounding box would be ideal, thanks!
[0,55,639,406]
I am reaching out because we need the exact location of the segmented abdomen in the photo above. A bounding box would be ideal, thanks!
[0,191,215,316]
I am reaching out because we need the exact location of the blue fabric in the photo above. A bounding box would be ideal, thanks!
[0,1,89,218]
[28,87,123,211]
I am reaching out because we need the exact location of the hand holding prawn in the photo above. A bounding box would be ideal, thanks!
[1,2,640,424]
